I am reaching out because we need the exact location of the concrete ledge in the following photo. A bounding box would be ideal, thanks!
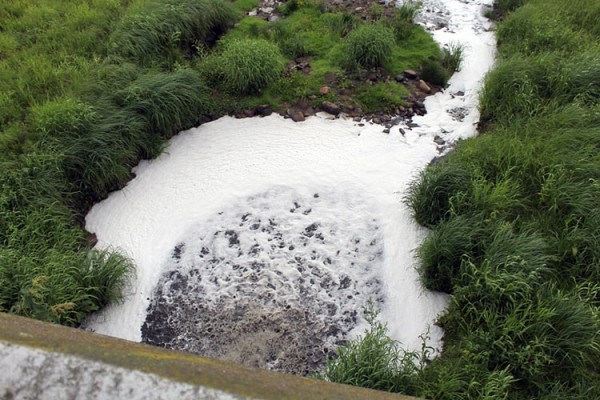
[0,313,418,399]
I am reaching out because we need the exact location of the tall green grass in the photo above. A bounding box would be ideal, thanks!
[110,0,236,65]
[0,0,236,327]
[344,23,396,69]
[326,0,600,399]
[213,38,284,95]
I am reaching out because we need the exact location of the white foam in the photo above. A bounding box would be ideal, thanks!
[85,0,496,367]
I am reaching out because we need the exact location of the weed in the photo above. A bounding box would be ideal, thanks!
[344,23,395,69]
[321,301,428,394]
[421,59,449,86]
[441,42,464,73]
[218,38,284,94]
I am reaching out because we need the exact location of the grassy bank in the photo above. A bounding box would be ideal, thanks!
[0,1,445,327]
[323,0,599,398]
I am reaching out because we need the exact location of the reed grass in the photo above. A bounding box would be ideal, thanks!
[333,0,600,398]
[110,0,236,65]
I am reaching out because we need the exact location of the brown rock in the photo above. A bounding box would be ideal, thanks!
[290,110,305,122]
[320,86,330,95]
[404,69,418,79]
[321,101,341,115]
[418,80,431,93]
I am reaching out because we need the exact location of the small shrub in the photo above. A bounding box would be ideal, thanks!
[322,302,427,393]
[421,59,449,86]
[387,1,421,41]
[405,163,473,227]
[219,38,284,94]
[441,42,464,73]
[395,1,421,23]
[344,23,395,69]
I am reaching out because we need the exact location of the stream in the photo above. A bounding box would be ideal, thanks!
[84,0,496,375]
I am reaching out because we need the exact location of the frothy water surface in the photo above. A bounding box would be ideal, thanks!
[85,0,496,375]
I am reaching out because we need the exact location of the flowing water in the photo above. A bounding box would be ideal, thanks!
[84,0,496,375]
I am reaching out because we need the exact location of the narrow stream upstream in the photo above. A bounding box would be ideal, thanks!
[84,0,496,375]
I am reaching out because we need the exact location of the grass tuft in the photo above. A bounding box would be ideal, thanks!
[217,38,284,94]
[344,23,395,70]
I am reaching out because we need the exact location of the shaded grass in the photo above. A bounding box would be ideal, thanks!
[334,0,600,399]
[109,0,236,66]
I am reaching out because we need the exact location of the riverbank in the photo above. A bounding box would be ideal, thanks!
[83,0,495,376]
[323,0,600,398]
[0,0,446,327]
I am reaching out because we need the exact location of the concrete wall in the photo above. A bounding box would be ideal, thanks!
[0,313,419,400]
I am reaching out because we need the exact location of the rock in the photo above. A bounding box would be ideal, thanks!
[290,110,305,122]
[372,117,381,124]
[320,86,330,95]
[367,72,378,81]
[234,109,254,118]
[394,75,405,83]
[453,90,465,96]
[321,101,341,115]
[353,117,362,122]
[434,135,445,145]
[404,69,418,79]
[256,104,272,117]
[418,80,431,93]
[309,95,317,100]
[383,128,390,134]
[303,107,315,117]
[399,128,406,135]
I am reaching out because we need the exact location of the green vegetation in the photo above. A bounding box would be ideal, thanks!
[213,38,284,94]
[320,302,429,394]
[344,23,396,69]
[355,82,409,113]
[325,0,600,398]
[1,1,446,327]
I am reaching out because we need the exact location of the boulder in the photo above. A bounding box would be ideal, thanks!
[321,101,341,116]
[404,69,418,79]
[290,110,305,122]
[418,80,432,93]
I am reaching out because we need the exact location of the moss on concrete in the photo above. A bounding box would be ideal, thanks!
[0,313,418,400]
